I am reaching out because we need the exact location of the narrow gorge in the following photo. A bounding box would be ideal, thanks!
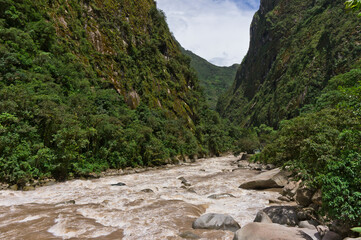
[0,0,360,239]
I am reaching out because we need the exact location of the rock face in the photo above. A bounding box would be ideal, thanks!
[262,206,299,226]
[239,168,289,189]
[233,223,313,240]
[282,180,301,199]
[192,213,240,232]
[217,0,361,128]
[296,186,315,207]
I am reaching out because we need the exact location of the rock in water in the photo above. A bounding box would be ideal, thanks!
[141,189,154,193]
[192,213,240,232]
[239,168,289,189]
[178,176,191,186]
[111,182,126,186]
[178,231,200,239]
[233,223,313,240]
[207,193,235,199]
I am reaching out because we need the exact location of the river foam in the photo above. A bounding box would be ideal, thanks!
[0,155,281,239]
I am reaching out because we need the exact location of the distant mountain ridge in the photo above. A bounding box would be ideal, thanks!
[180,47,239,109]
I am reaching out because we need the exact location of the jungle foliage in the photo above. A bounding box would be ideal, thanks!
[0,0,243,186]
[180,47,238,109]
[215,0,361,227]
[218,0,361,128]
[258,69,361,226]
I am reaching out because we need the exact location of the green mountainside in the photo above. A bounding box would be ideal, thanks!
[180,47,238,109]
[217,0,361,226]
[217,0,361,127]
[0,0,240,184]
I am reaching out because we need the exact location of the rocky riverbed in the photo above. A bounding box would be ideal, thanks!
[0,155,356,240]
[0,155,284,239]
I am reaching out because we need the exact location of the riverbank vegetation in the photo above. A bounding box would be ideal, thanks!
[257,69,361,226]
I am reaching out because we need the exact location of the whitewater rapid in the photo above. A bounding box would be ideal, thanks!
[0,155,280,239]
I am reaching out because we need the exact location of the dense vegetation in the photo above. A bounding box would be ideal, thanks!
[218,0,361,228]
[180,47,238,109]
[0,0,243,186]
[258,69,361,226]
[218,0,361,128]
[1,0,360,231]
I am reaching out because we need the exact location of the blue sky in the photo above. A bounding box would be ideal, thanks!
[156,0,259,66]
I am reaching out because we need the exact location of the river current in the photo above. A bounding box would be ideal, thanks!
[0,155,280,239]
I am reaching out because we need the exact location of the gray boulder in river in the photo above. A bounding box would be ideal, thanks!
[192,213,240,232]
[239,168,289,189]
[233,223,313,240]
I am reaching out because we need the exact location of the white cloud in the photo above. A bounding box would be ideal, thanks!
[156,0,258,66]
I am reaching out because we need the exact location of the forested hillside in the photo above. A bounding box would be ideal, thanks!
[0,0,240,186]
[216,0,361,227]
[181,47,238,109]
[218,0,361,127]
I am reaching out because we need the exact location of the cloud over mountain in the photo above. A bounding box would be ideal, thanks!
[156,0,259,66]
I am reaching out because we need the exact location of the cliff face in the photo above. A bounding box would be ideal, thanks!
[48,0,200,121]
[217,0,361,127]
[0,0,207,182]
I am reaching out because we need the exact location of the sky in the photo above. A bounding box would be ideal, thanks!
[156,0,260,66]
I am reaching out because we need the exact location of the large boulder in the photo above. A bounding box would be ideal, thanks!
[239,168,289,189]
[322,231,342,240]
[301,228,322,240]
[233,223,313,240]
[262,206,299,226]
[192,213,240,232]
[299,220,318,230]
[253,211,272,223]
[282,180,301,199]
[296,186,315,207]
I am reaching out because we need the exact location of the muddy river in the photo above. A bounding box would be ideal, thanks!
[0,155,281,239]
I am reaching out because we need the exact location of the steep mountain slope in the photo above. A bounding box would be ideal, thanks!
[217,0,361,127]
[181,47,239,109]
[0,0,237,184]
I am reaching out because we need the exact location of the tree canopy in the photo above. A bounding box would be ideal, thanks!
[345,0,361,15]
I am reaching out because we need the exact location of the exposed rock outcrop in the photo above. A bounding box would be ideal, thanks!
[239,168,289,189]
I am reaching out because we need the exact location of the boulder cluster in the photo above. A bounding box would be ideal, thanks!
[188,159,360,240]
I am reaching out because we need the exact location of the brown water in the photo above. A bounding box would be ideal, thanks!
[0,155,280,240]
